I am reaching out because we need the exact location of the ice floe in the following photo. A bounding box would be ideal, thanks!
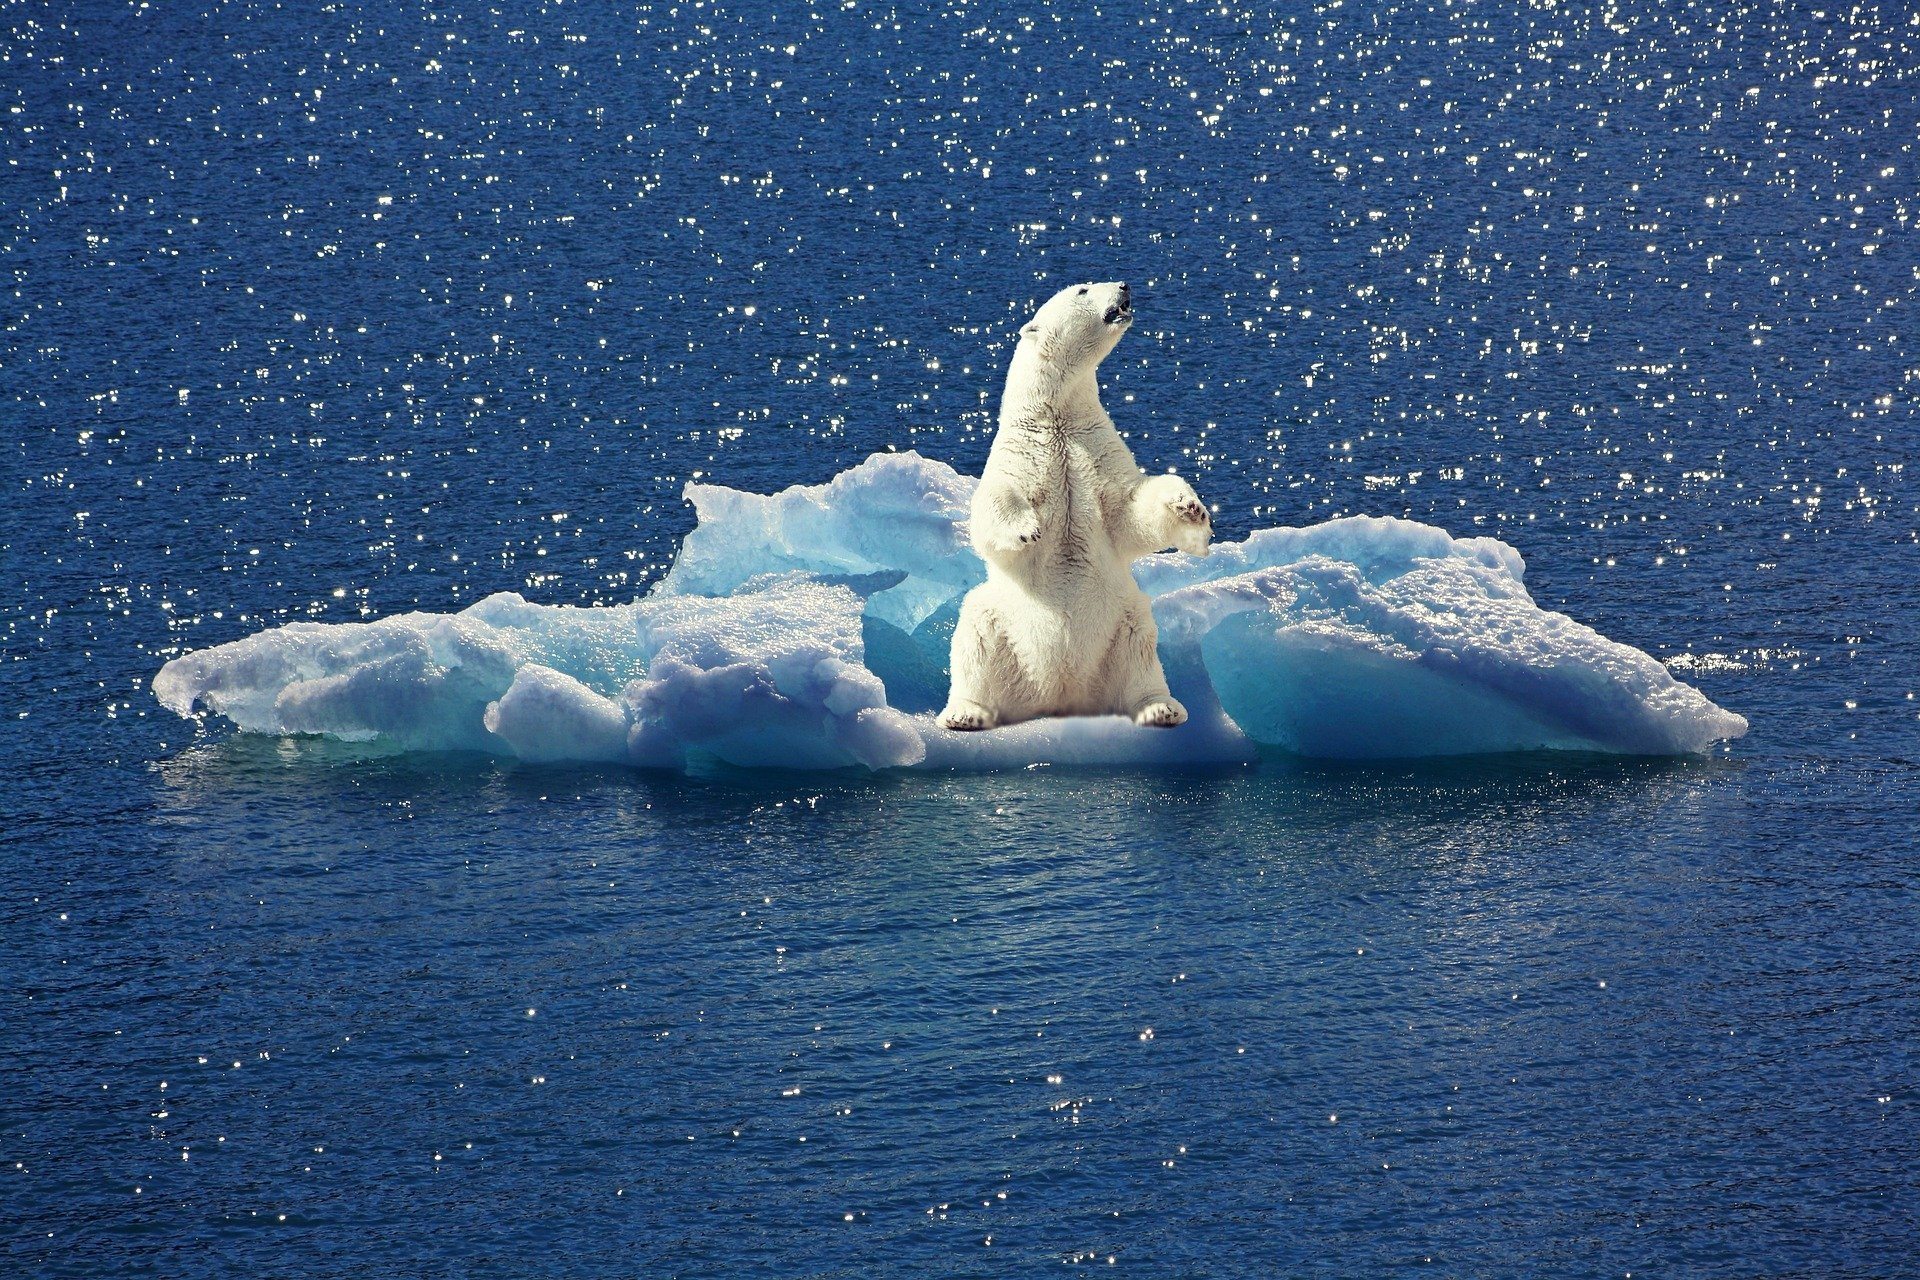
[155,452,1747,769]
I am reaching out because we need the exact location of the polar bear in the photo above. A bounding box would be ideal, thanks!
[939,281,1213,732]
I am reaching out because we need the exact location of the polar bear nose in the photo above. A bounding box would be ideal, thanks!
[1118,282,1131,308]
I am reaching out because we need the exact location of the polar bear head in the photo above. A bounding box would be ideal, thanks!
[1003,281,1132,420]
[1020,280,1132,364]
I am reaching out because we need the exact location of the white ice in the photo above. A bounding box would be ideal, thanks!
[154,452,1747,770]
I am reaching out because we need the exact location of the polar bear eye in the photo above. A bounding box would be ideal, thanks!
[1077,287,1088,295]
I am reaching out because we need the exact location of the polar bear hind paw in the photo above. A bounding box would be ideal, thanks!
[1132,697,1188,728]
[938,700,999,732]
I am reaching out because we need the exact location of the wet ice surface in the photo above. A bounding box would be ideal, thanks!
[4,0,1919,1275]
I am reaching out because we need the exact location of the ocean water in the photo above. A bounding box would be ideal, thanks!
[4,0,1918,1274]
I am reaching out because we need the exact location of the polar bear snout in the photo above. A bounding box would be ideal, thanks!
[1103,281,1133,326]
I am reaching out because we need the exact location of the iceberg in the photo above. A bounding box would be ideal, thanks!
[154,452,1747,771]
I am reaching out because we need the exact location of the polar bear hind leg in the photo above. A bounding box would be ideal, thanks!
[939,590,1019,731]
[1100,596,1187,728]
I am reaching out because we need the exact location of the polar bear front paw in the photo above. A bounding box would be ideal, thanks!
[939,700,999,732]
[978,520,1042,555]
[1167,489,1212,557]
[1132,696,1188,728]
[1170,493,1209,527]
[1138,474,1212,557]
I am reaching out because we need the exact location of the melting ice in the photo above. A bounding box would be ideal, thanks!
[154,452,1748,770]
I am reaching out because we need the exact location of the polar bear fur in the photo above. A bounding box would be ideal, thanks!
[939,282,1213,732]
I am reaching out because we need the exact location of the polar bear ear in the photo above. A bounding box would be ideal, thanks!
[1021,321,1042,339]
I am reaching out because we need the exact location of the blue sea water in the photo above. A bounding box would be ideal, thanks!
[4,0,1919,1273]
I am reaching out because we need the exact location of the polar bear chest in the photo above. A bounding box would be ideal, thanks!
[1024,434,1126,586]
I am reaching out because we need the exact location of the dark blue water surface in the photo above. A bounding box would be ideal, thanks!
[5,0,1919,1274]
